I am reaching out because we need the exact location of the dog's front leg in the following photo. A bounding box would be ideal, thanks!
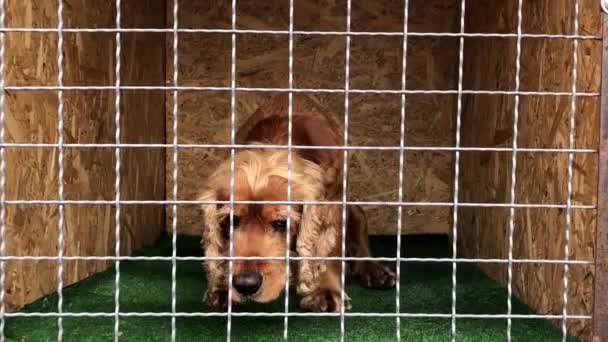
[299,261,351,312]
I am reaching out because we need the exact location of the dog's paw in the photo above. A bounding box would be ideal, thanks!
[296,262,321,295]
[296,279,316,296]
[203,289,230,307]
[357,261,396,289]
[300,289,352,312]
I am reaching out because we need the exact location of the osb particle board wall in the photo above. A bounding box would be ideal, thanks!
[4,0,166,310]
[458,0,600,338]
[167,0,460,236]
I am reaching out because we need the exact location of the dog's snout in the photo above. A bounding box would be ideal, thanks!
[233,271,262,296]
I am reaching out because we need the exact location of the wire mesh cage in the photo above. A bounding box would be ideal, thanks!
[0,0,606,341]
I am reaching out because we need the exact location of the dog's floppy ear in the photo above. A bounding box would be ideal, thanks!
[295,202,341,295]
[199,187,226,287]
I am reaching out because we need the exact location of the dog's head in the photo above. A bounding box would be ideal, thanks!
[199,149,325,303]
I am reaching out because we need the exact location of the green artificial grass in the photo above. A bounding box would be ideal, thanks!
[6,235,572,342]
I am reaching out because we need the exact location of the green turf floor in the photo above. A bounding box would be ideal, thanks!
[6,235,572,341]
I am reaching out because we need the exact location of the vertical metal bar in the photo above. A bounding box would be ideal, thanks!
[284,0,295,340]
[171,0,179,341]
[227,0,238,341]
[56,0,65,340]
[451,0,466,341]
[0,0,6,340]
[113,0,122,341]
[396,0,411,340]
[593,10,608,342]
[340,0,352,341]
[562,1,579,340]
[506,0,524,340]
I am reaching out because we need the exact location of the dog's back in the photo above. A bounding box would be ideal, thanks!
[236,94,345,198]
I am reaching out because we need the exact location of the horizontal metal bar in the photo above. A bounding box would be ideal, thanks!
[0,28,600,40]
[3,312,593,319]
[2,200,596,209]
[0,256,593,264]
[0,143,597,154]
[2,86,600,96]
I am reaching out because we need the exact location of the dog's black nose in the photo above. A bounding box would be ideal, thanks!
[233,272,262,296]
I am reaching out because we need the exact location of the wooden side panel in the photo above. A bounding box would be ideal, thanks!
[167,0,460,236]
[458,0,601,338]
[3,0,166,310]
[593,9,608,342]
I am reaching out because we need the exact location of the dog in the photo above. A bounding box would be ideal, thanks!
[199,94,396,312]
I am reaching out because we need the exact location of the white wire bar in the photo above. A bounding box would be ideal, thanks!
[113,1,122,341]
[563,1,579,340]
[0,86,599,97]
[56,0,66,340]
[0,144,596,153]
[395,0,410,339]
[0,256,593,264]
[171,1,179,341]
[339,0,352,340]
[283,0,295,340]
[1,199,595,209]
[506,0,524,340]
[451,0,466,340]
[0,27,600,40]
[226,0,238,340]
[0,0,6,340]
[1,312,592,319]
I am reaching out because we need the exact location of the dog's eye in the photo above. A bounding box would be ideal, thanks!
[220,215,240,240]
[271,219,288,232]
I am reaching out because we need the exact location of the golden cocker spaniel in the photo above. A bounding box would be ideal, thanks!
[199,95,396,312]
